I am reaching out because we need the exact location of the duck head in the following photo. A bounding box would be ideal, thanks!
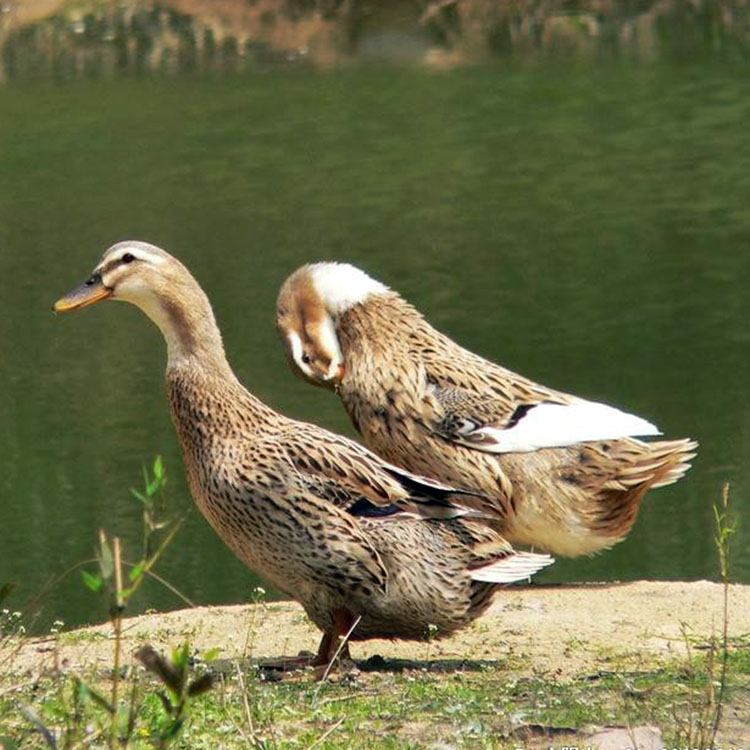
[276,262,387,390]
[54,240,221,366]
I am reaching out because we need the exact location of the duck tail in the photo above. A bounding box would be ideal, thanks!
[470,551,554,584]
[582,436,698,545]
[642,438,699,489]
[607,437,698,491]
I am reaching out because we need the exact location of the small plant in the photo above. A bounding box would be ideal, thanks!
[711,482,735,739]
[82,456,180,602]
[0,610,23,642]
[136,643,216,746]
[131,455,171,561]
[423,622,440,665]
[1,584,24,674]
[0,584,20,642]
[78,456,184,746]
[19,456,211,749]
[672,483,736,747]
[243,586,268,663]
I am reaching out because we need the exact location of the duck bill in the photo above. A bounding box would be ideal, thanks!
[323,361,346,389]
[54,275,112,313]
[330,362,346,389]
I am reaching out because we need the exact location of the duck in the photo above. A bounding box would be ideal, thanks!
[53,241,553,668]
[275,262,698,558]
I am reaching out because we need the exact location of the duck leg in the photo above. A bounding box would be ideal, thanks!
[259,610,355,673]
[313,608,355,667]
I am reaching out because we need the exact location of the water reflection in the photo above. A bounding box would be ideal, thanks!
[2,4,274,81]
[1,0,748,81]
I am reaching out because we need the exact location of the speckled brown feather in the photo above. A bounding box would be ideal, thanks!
[277,274,697,558]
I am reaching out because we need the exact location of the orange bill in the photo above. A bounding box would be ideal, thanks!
[54,274,112,313]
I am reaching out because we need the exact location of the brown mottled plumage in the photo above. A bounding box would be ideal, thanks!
[276,263,697,558]
[54,242,553,667]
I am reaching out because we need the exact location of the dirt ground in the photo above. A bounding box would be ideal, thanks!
[11,580,750,678]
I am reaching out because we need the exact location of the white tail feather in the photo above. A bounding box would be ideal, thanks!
[470,552,554,584]
[463,400,660,453]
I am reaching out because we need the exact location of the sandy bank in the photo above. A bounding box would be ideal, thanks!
[11,580,749,679]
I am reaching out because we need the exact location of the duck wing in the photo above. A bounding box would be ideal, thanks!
[424,376,660,454]
[280,420,490,520]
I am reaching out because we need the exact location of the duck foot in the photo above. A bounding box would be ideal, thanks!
[258,610,358,678]
[312,609,357,680]
[258,609,355,680]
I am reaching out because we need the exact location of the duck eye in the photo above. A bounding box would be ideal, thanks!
[122,253,135,264]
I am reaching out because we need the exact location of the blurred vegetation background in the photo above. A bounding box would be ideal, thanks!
[1,0,749,81]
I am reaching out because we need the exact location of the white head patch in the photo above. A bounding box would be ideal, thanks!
[309,263,388,315]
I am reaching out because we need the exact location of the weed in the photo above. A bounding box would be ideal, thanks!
[14,457,215,749]
[135,643,216,746]
[0,602,25,676]
[670,482,736,747]
[243,586,268,661]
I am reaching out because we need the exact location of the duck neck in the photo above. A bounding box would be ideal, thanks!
[134,278,235,380]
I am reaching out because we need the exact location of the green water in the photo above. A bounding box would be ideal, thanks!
[1,63,749,630]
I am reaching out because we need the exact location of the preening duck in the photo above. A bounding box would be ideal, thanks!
[54,242,553,668]
[276,262,697,558]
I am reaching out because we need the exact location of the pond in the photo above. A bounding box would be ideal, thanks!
[1,29,749,629]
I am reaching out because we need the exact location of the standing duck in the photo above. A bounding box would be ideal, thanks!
[54,242,553,667]
[276,263,697,558]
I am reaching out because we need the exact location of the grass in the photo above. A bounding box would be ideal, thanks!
[1,645,748,749]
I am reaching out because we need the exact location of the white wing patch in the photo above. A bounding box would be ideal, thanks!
[458,400,660,453]
[471,551,554,583]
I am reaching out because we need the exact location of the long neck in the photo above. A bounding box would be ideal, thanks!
[134,274,234,378]
[140,277,279,457]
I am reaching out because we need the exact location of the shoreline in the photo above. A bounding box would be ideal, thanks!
[10,580,749,678]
